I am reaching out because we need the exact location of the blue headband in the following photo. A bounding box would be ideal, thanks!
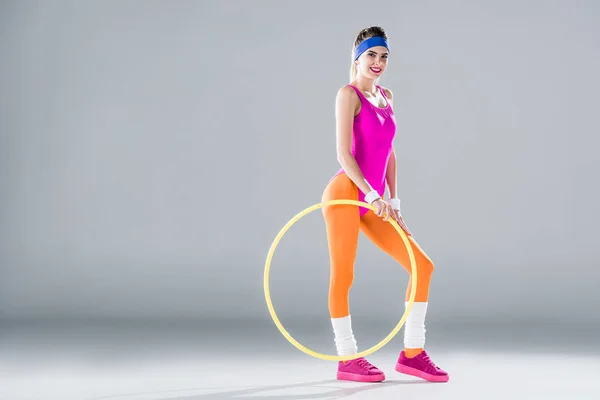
[354,36,389,61]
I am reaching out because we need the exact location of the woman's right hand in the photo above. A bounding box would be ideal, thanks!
[372,198,413,235]
[372,198,392,220]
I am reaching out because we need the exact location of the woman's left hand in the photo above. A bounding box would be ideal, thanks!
[391,209,412,236]
[388,198,412,236]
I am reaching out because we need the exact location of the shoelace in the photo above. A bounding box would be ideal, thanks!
[419,353,440,371]
[355,357,376,370]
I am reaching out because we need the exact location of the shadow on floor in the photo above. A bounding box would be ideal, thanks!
[85,379,430,400]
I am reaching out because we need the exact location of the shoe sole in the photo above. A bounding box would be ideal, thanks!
[395,363,449,382]
[337,371,385,382]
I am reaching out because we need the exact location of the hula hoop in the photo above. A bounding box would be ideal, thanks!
[264,199,417,361]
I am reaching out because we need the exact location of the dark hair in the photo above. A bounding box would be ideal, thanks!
[350,26,388,81]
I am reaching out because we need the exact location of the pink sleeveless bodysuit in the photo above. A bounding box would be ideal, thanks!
[329,84,397,216]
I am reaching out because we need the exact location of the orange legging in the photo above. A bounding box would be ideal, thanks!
[321,173,435,319]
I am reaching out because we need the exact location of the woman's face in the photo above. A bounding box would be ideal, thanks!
[356,46,389,78]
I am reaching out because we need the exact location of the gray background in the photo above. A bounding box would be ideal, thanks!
[1,0,599,343]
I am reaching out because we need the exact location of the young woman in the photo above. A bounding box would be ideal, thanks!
[321,26,449,383]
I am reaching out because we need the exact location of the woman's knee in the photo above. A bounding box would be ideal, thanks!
[330,270,354,293]
[418,256,435,277]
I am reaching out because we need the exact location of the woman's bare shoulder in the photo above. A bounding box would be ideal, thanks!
[378,85,393,100]
[336,84,360,104]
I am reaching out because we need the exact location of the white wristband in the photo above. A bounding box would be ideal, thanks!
[364,190,381,204]
[389,197,401,210]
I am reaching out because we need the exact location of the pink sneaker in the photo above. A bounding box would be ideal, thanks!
[337,357,385,382]
[395,350,449,382]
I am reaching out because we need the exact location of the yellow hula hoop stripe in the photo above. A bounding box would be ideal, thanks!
[263,199,417,362]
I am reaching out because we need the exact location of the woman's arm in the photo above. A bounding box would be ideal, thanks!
[335,86,378,197]
[385,147,397,199]
[382,86,398,200]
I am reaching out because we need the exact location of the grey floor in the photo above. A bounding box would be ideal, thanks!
[1,318,599,400]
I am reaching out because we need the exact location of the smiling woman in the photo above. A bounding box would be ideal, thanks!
[320,25,450,383]
[349,27,389,82]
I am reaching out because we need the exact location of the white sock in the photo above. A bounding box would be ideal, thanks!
[404,301,428,348]
[331,315,358,356]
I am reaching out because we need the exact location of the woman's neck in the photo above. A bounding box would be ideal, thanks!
[352,78,378,94]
